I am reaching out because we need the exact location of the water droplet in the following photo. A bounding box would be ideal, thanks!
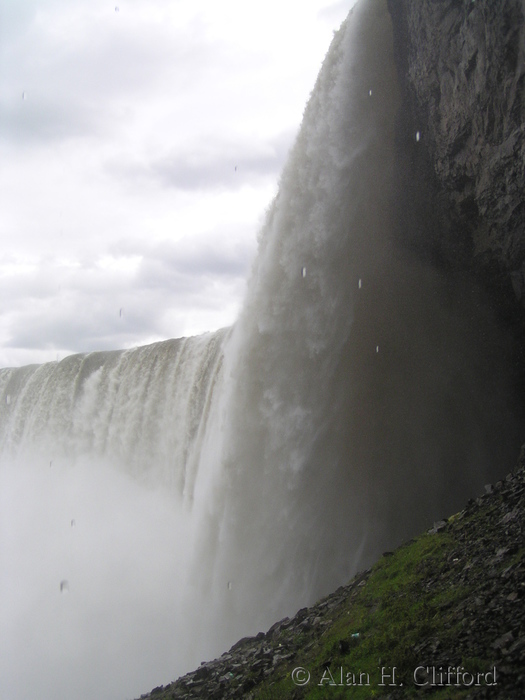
[60,580,69,593]
[301,266,306,278]
[376,345,379,353]
[358,278,362,289]
[115,6,119,11]
[415,131,421,142]
[6,394,11,405]
[227,581,232,590]
[119,307,123,317]
[70,519,76,527]
[368,89,372,97]
[49,460,53,468]
[22,91,27,100]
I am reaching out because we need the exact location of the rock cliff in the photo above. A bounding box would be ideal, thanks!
[388,0,525,338]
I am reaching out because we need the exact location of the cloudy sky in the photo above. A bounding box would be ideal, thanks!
[0,0,356,368]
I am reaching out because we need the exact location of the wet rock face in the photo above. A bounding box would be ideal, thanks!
[388,0,525,298]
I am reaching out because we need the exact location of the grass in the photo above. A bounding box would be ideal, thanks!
[251,530,497,699]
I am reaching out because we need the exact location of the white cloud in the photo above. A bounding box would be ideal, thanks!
[0,0,356,368]
[105,129,294,192]
[0,231,253,362]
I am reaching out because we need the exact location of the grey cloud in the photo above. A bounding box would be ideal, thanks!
[5,291,163,353]
[137,236,254,278]
[108,130,294,191]
[0,269,59,307]
[0,94,103,144]
[0,260,123,311]
[0,259,157,353]
[1,235,253,356]
[0,1,227,146]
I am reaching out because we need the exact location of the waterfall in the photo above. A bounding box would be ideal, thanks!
[0,330,227,494]
[184,0,401,641]
[1,1,522,699]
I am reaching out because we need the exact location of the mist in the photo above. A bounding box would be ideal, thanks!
[0,456,194,700]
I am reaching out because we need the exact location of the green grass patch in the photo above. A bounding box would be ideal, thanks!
[250,531,490,699]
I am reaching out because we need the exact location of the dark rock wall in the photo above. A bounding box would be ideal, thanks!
[388,0,525,326]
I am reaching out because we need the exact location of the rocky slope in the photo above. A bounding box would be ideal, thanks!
[135,451,524,699]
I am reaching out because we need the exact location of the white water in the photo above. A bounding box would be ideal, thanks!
[0,331,227,495]
[1,2,522,699]
[0,332,229,699]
